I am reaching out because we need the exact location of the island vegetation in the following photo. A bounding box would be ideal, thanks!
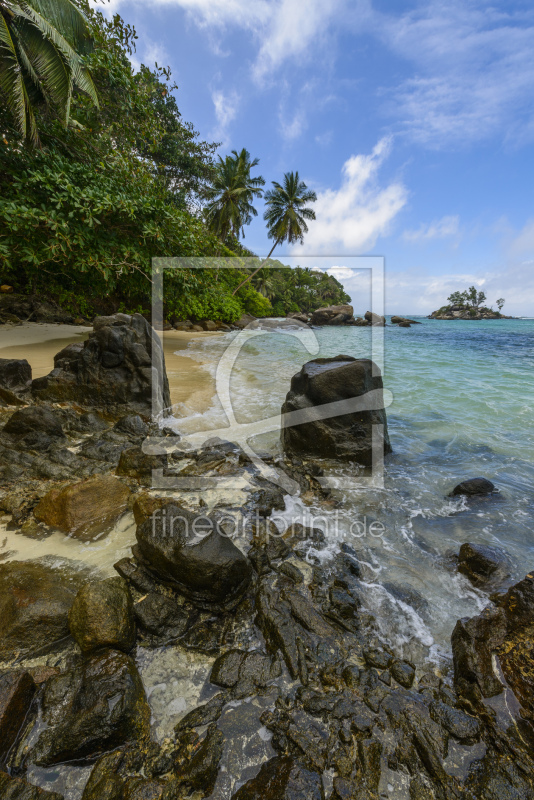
[0,0,348,324]
[429,286,507,320]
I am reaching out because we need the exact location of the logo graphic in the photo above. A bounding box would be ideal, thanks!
[148,257,390,492]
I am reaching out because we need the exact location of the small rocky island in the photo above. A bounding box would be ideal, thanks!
[0,313,532,799]
[429,287,509,320]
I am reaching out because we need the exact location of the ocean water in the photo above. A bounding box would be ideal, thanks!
[170,316,534,666]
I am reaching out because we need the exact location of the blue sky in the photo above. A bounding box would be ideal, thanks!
[96,0,534,314]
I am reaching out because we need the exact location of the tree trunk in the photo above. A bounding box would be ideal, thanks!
[231,240,279,295]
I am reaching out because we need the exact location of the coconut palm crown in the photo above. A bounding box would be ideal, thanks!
[0,0,98,144]
[204,147,265,243]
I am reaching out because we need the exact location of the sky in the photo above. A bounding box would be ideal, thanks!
[94,0,534,315]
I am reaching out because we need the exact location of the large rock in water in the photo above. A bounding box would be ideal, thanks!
[135,502,252,610]
[309,304,354,326]
[31,648,150,766]
[32,313,171,416]
[0,558,90,661]
[281,356,391,465]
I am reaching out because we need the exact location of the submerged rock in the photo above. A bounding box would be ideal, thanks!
[449,477,496,497]
[281,356,391,465]
[32,313,171,416]
[34,475,131,541]
[0,559,89,661]
[31,648,150,766]
[135,502,252,609]
[231,756,323,799]
[457,542,512,589]
[69,577,136,654]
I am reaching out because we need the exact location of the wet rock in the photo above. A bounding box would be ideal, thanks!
[210,649,280,691]
[69,577,136,654]
[398,321,411,327]
[31,648,150,766]
[363,647,392,670]
[449,477,496,497]
[175,692,228,732]
[0,772,64,799]
[0,359,31,395]
[281,356,391,465]
[116,446,167,483]
[310,304,354,326]
[451,605,508,697]
[0,671,36,764]
[429,700,481,743]
[0,558,89,661]
[34,476,130,541]
[133,591,190,642]
[135,502,252,610]
[279,562,304,584]
[175,723,224,796]
[457,542,511,589]
[390,659,415,689]
[364,310,385,326]
[248,546,271,576]
[231,755,323,799]
[32,313,171,416]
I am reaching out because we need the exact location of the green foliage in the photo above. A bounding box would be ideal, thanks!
[447,286,487,309]
[251,264,349,315]
[204,148,265,242]
[496,297,505,311]
[0,0,98,144]
[263,171,317,247]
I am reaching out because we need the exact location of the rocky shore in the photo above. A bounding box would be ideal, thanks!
[429,303,510,320]
[0,313,533,799]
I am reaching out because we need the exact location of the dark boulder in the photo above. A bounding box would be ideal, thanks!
[364,311,385,326]
[69,577,136,654]
[135,502,252,610]
[31,648,150,766]
[281,356,391,465]
[175,723,223,795]
[113,415,149,438]
[32,313,171,416]
[3,406,64,440]
[310,305,353,326]
[0,359,32,394]
[449,477,496,497]
[457,542,511,589]
[231,756,323,800]
[0,671,36,765]
[0,559,89,661]
[398,321,411,328]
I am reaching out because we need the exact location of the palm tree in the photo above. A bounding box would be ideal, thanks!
[0,0,98,145]
[204,147,265,243]
[232,171,317,295]
[253,270,276,300]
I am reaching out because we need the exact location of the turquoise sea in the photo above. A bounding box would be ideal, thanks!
[175,316,534,663]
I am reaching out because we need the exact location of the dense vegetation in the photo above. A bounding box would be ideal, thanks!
[0,1,337,323]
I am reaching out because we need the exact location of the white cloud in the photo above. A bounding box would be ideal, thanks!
[296,138,407,254]
[508,219,534,257]
[326,266,355,281]
[211,89,240,144]
[278,106,307,141]
[403,215,459,243]
[374,2,534,147]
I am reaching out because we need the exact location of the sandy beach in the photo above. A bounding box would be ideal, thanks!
[0,322,220,411]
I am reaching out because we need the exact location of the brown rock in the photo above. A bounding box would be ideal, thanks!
[34,476,130,541]
[69,577,136,654]
[0,286,13,293]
